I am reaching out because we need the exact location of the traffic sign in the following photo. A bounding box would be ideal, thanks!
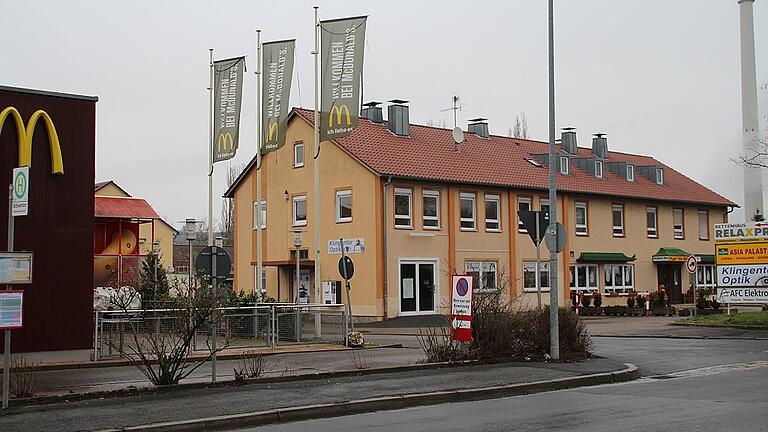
[338,256,354,280]
[451,275,473,342]
[544,222,568,253]
[11,167,29,217]
[518,210,549,245]
[685,255,698,274]
[194,246,231,281]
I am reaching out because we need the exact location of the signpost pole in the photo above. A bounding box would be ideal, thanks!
[692,272,697,317]
[339,238,354,333]
[547,0,560,361]
[535,214,542,309]
[3,185,14,410]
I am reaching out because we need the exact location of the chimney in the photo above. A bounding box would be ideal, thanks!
[387,99,410,136]
[561,127,577,154]
[467,118,489,138]
[592,133,608,159]
[361,101,383,123]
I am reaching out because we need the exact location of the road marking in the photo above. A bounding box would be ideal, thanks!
[649,360,768,380]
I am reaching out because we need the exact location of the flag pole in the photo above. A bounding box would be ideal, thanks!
[207,48,219,383]
[313,5,321,306]
[256,30,263,299]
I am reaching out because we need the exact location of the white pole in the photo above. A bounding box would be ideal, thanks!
[738,0,764,220]
[313,6,321,304]
[547,0,560,361]
[256,30,263,300]
[207,48,217,383]
[2,185,13,410]
[535,214,542,309]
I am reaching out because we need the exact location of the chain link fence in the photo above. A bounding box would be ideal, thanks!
[94,304,347,360]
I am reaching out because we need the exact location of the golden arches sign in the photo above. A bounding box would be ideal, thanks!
[216,132,234,152]
[266,122,279,143]
[329,104,352,127]
[0,107,64,174]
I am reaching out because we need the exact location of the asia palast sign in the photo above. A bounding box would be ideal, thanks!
[715,222,768,301]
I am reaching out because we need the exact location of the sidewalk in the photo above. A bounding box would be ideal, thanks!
[0,346,631,432]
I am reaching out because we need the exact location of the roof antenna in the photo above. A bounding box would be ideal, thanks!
[440,95,462,128]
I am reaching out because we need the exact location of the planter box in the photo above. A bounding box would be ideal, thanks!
[652,306,676,316]
[603,306,628,316]
[581,307,603,316]
[696,309,725,316]
[626,307,645,317]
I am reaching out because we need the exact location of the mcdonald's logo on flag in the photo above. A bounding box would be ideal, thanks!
[261,40,295,154]
[216,132,234,153]
[320,16,367,141]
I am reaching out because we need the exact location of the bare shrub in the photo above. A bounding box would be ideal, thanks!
[10,356,38,398]
[350,350,375,369]
[234,351,269,381]
[417,327,469,363]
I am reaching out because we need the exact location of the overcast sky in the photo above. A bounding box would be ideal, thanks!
[2,0,766,227]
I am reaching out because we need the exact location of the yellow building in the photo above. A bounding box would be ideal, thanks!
[225,102,734,319]
[95,180,177,270]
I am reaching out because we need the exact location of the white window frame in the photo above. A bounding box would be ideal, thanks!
[646,206,658,238]
[485,194,501,232]
[673,208,684,239]
[656,167,664,185]
[560,156,570,175]
[696,264,715,290]
[604,264,635,293]
[292,195,307,227]
[335,190,352,223]
[698,210,709,240]
[595,160,603,179]
[253,199,266,229]
[394,188,412,228]
[460,192,476,231]
[612,204,624,237]
[523,261,550,292]
[294,142,304,168]
[465,261,498,292]
[570,264,599,292]
[575,202,588,236]
[627,164,635,182]
[422,190,440,230]
[518,196,532,232]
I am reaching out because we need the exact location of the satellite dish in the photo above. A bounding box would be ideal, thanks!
[452,127,465,144]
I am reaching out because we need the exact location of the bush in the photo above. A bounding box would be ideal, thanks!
[636,294,647,308]
[581,294,591,308]
[651,291,667,308]
[627,297,636,308]
[592,292,602,308]
[10,357,38,398]
[417,327,469,363]
[711,297,721,310]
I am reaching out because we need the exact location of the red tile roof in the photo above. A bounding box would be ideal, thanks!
[292,108,734,207]
[94,196,160,220]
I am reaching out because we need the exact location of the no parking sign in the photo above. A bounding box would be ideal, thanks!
[451,275,473,342]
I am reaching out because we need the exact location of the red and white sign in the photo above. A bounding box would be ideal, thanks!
[685,255,698,274]
[451,275,473,342]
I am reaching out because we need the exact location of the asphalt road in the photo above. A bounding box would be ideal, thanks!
[237,336,768,432]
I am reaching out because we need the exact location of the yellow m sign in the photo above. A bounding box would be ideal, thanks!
[216,132,234,152]
[266,122,279,142]
[329,104,351,127]
[0,107,64,174]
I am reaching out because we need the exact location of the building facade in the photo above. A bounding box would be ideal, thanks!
[226,103,734,319]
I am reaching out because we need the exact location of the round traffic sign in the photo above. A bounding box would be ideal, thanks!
[194,246,232,281]
[338,256,354,280]
[456,278,469,296]
[685,255,697,274]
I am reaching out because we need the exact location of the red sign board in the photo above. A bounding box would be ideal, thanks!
[451,275,473,342]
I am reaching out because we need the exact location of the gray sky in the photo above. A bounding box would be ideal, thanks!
[2,0,766,227]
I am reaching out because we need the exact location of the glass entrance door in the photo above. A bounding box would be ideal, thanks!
[400,261,436,314]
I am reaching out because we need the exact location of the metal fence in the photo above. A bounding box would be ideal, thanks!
[94,304,348,361]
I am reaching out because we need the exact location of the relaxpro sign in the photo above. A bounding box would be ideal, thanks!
[717,287,768,304]
[717,264,768,287]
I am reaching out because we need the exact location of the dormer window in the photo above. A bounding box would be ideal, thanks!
[595,160,603,179]
[626,164,635,182]
[560,156,569,175]
[655,167,663,185]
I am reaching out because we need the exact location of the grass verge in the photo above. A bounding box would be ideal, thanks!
[677,311,768,328]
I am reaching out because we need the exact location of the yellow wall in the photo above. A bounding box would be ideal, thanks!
[95,182,176,270]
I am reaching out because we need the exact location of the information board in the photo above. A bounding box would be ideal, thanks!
[0,252,33,284]
[0,291,23,329]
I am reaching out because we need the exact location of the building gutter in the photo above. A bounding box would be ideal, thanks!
[382,175,392,318]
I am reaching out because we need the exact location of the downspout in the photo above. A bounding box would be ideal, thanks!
[382,176,392,318]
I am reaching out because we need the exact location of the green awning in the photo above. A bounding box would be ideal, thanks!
[577,252,636,263]
[652,247,692,262]
[695,254,715,264]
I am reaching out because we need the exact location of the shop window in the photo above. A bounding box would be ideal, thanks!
[569,264,598,292]
[465,261,497,292]
[604,264,634,293]
[696,264,715,290]
[523,261,550,292]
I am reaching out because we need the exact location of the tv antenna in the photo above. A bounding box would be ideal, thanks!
[440,95,463,128]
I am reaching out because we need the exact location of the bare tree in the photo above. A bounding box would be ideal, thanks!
[511,112,529,139]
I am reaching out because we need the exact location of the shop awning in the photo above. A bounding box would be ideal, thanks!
[652,247,692,263]
[695,254,715,264]
[577,252,636,262]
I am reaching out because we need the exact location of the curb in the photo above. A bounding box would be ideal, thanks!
[669,322,768,331]
[95,363,639,432]
[592,334,768,341]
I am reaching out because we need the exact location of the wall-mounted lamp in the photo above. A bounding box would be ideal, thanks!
[284,190,289,201]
